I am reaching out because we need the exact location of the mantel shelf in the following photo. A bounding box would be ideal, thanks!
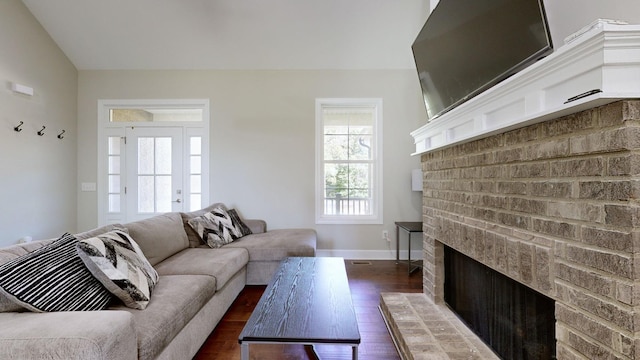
[410,22,640,156]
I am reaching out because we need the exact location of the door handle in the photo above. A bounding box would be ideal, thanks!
[173,199,182,203]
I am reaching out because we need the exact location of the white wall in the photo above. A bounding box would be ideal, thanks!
[77,70,425,258]
[544,0,640,47]
[0,0,78,247]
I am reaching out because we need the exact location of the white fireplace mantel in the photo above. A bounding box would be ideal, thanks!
[410,22,640,156]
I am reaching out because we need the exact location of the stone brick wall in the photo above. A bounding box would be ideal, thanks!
[420,100,640,359]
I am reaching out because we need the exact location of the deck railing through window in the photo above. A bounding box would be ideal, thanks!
[324,195,371,215]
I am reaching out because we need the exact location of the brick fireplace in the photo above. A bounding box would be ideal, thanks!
[378,23,640,359]
[420,100,640,359]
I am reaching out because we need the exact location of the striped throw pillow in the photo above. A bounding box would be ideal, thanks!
[0,233,113,312]
[76,230,158,310]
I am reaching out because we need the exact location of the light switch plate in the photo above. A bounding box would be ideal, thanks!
[81,182,97,192]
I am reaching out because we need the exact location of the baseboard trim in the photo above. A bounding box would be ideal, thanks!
[316,249,422,260]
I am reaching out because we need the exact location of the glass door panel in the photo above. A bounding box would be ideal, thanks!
[126,127,183,221]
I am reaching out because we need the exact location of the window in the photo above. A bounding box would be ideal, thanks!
[107,136,122,213]
[188,136,203,211]
[315,98,383,224]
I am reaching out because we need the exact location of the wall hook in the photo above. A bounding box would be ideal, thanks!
[14,121,24,132]
[37,126,46,136]
[57,130,65,139]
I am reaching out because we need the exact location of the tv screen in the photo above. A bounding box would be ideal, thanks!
[412,0,553,120]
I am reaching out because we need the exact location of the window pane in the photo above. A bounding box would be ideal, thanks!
[156,176,172,213]
[108,156,120,174]
[190,194,201,211]
[325,125,348,135]
[108,194,120,213]
[349,134,372,160]
[348,163,371,197]
[108,175,120,193]
[155,137,172,174]
[108,137,120,155]
[324,163,347,197]
[138,138,154,174]
[190,137,202,155]
[190,175,201,193]
[190,156,201,174]
[349,124,373,135]
[138,176,154,212]
[110,108,203,122]
[324,134,348,160]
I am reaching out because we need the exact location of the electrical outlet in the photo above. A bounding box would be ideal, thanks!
[382,230,389,240]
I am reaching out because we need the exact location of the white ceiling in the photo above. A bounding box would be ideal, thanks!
[22,0,430,70]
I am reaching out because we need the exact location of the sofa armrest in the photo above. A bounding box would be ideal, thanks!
[0,311,137,360]
[244,219,267,234]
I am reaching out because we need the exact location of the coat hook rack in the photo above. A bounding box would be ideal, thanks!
[57,130,65,139]
[14,121,24,132]
[37,126,46,136]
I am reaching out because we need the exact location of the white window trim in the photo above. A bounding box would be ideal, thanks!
[97,99,210,226]
[315,98,383,225]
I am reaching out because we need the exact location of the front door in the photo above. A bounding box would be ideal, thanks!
[98,99,209,226]
[125,127,183,222]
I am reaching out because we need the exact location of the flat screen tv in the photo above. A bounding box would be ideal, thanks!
[412,0,553,120]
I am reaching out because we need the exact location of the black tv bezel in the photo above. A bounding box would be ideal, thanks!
[412,0,554,121]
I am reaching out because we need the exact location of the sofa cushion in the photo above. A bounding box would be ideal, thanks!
[0,293,22,312]
[244,219,267,234]
[154,248,248,290]
[125,213,189,266]
[0,233,113,312]
[77,230,159,310]
[0,310,137,360]
[180,203,228,247]
[224,229,317,261]
[111,274,216,360]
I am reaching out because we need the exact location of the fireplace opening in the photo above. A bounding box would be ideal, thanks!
[444,246,556,359]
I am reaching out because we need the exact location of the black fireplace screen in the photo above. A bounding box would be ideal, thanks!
[444,246,556,359]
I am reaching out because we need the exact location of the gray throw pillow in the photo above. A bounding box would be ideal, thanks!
[227,209,253,237]
[188,207,242,248]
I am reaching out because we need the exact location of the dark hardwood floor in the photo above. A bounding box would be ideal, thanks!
[194,260,423,360]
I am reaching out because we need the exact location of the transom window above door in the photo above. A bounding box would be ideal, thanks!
[110,108,203,122]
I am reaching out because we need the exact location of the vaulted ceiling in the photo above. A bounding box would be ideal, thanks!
[22,0,429,70]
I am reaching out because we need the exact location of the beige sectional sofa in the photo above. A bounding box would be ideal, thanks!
[0,204,317,360]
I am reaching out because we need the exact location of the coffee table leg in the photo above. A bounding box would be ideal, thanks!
[395,224,400,264]
[352,345,358,360]
[241,343,249,360]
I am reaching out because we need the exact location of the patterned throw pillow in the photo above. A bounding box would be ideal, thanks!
[0,233,113,312]
[227,209,253,237]
[188,207,243,248]
[76,230,159,310]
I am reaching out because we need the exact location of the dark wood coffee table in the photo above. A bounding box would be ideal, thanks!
[238,257,360,359]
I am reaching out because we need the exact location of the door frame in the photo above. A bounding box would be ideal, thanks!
[97,99,210,225]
